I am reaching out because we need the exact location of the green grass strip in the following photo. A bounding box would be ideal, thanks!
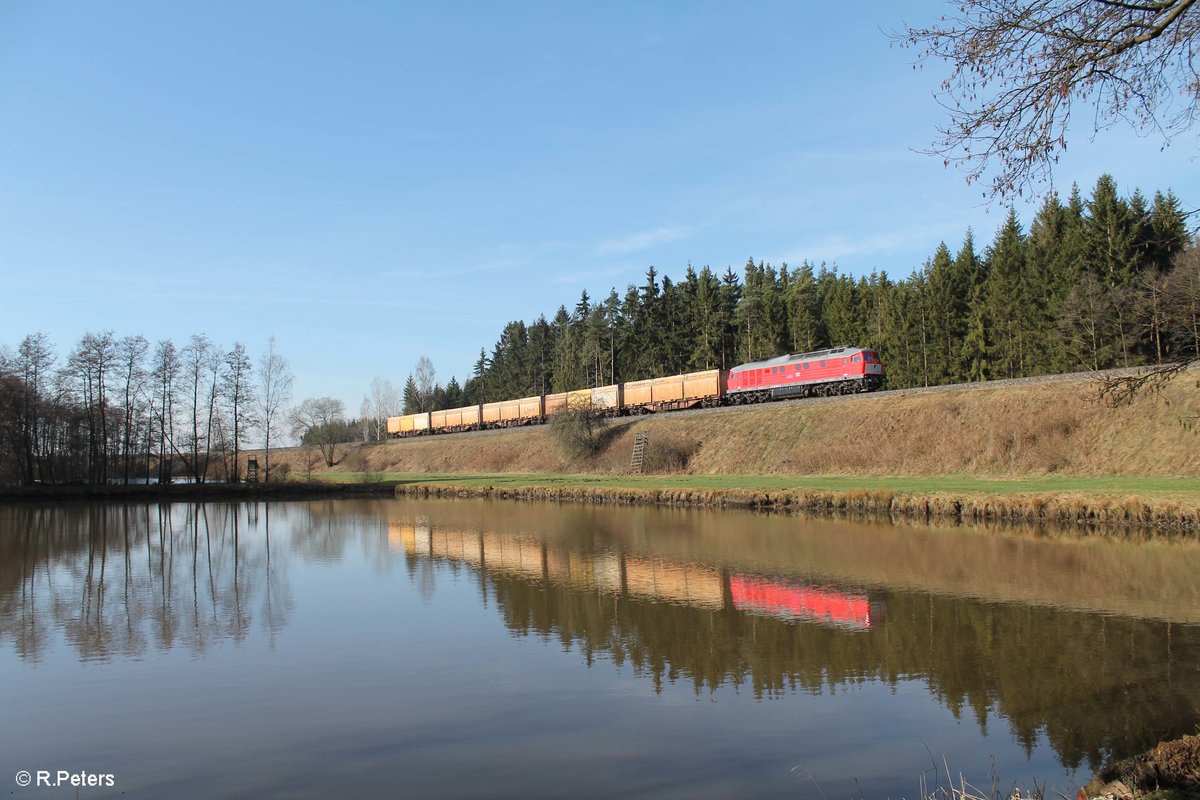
[319,471,1200,499]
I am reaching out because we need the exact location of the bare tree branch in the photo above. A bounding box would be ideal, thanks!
[897,0,1199,200]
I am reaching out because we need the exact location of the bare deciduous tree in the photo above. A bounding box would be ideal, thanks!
[151,340,180,483]
[290,396,346,468]
[180,334,219,483]
[414,356,436,412]
[15,333,55,485]
[257,337,293,482]
[368,376,400,441]
[67,331,116,484]
[898,1,1200,199]
[222,342,256,482]
[117,335,149,483]
[358,397,372,443]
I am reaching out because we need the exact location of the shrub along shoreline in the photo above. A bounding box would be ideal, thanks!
[385,474,1200,533]
[4,471,1198,533]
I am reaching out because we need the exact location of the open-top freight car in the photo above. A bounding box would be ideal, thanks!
[386,346,884,437]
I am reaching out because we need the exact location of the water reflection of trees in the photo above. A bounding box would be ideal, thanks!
[0,503,294,663]
[7,498,1200,776]
[397,519,1200,774]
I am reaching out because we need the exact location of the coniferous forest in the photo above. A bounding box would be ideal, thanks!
[403,175,1197,413]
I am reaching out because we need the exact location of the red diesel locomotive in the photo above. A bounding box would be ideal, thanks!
[727,345,885,402]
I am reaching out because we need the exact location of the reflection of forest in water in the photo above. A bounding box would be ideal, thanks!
[4,499,1200,775]
[0,503,293,663]
[391,505,1200,774]
[0,501,412,664]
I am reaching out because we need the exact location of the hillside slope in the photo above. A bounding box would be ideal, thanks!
[276,371,1200,479]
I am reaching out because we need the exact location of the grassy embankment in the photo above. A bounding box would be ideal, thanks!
[268,371,1200,529]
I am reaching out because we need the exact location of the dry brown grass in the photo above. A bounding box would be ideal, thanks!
[256,373,1200,480]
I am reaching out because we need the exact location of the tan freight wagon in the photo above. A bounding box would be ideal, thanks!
[591,384,623,413]
[518,395,543,420]
[386,415,416,437]
[497,399,522,422]
[683,369,726,401]
[651,374,685,403]
[623,369,726,411]
[432,404,483,432]
[650,370,726,403]
[495,395,543,425]
[412,412,431,432]
[623,379,653,407]
[458,404,482,428]
[567,388,592,411]
[544,392,567,416]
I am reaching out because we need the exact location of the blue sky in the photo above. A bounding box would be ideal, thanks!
[2,1,1197,412]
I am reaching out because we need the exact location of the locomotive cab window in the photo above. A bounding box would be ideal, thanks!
[852,355,861,363]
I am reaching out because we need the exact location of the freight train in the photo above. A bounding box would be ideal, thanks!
[386,345,884,437]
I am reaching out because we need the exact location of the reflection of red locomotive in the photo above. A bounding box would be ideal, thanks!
[729,575,879,630]
[387,345,885,436]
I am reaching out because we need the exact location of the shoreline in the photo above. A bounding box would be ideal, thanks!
[3,475,1200,533]
[0,480,400,504]
[389,480,1200,532]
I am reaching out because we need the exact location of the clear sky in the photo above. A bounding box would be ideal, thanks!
[2,1,1196,412]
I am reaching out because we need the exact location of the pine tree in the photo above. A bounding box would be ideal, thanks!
[925,242,961,383]
[1026,193,1072,373]
[1085,176,1145,365]
[632,267,667,379]
[961,281,990,381]
[718,267,742,368]
[1148,190,1190,273]
[984,209,1030,378]
[601,289,622,383]
[786,261,820,353]
[1086,175,1142,287]
[443,376,462,408]
[526,315,555,395]
[689,266,724,369]
[402,374,419,414]
[735,258,765,361]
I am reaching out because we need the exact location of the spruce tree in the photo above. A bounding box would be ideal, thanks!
[402,375,419,414]
[689,266,724,370]
[786,261,820,353]
[984,209,1030,378]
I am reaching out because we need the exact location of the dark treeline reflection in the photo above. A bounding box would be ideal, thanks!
[392,506,1200,774]
[0,503,300,663]
[0,500,410,664]
[4,498,1200,777]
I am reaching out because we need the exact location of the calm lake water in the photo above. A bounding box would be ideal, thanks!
[3,498,1200,799]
